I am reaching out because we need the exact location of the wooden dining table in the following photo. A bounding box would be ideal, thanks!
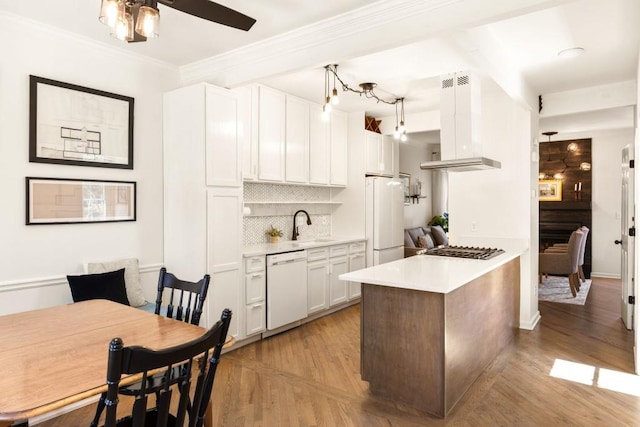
[0,299,213,427]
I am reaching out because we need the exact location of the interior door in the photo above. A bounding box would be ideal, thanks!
[621,146,634,330]
[634,129,640,374]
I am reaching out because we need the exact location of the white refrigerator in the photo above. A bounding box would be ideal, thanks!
[365,176,405,266]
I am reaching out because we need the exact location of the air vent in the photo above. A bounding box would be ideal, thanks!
[457,75,470,86]
[442,78,454,89]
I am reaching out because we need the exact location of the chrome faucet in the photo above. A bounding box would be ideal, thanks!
[292,209,312,240]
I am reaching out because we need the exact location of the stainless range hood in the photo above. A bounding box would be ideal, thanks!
[420,157,501,171]
[420,72,500,172]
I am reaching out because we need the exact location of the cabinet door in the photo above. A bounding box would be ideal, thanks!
[245,302,265,336]
[348,252,365,299]
[330,110,348,186]
[235,86,257,180]
[257,86,285,181]
[307,260,329,314]
[206,188,242,338]
[285,96,309,183]
[205,86,240,187]
[365,131,382,175]
[329,257,348,306]
[309,103,330,185]
[381,136,395,177]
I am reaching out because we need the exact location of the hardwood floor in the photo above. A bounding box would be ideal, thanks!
[39,277,637,426]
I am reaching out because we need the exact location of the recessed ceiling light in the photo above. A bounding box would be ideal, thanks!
[558,47,584,59]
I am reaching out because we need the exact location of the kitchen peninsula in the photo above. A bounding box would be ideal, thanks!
[340,239,526,418]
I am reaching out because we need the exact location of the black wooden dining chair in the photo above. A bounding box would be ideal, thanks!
[90,268,211,427]
[102,308,231,427]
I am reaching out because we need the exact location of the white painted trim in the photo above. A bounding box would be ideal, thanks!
[591,272,622,279]
[520,310,541,330]
[540,80,637,118]
[0,263,164,293]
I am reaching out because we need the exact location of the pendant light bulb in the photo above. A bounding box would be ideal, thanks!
[112,9,134,41]
[331,88,340,105]
[398,120,406,134]
[400,132,408,142]
[394,126,400,140]
[321,104,330,122]
[324,97,332,114]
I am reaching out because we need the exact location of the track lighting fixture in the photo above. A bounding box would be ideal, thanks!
[323,64,406,135]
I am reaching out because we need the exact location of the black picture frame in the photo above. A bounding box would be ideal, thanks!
[26,177,137,225]
[29,75,134,169]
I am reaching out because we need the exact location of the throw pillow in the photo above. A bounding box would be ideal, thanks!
[87,258,146,307]
[67,269,130,306]
[417,234,435,249]
[430,225,449,247]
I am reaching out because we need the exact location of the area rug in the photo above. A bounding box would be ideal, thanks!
[538,275,592,305]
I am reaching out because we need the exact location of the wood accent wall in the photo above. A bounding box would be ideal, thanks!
[539,138,592,277]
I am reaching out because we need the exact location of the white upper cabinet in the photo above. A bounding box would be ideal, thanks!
[205,86,241,187]
[235,86,257,181]
[309,103,330,185]
[330,110,348,186]
[257,86,286,182]
[285,95,310,183]
[365,130,394,177]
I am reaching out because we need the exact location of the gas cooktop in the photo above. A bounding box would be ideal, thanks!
[423,245,505,260]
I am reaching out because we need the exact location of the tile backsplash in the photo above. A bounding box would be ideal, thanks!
[243,182,332,245]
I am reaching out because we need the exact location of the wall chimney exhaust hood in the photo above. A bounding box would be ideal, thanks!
[420,72,501,172]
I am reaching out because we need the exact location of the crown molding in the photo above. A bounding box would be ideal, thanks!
[179,0,462,87]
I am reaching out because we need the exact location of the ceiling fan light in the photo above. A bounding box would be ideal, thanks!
[99,0,123,28]
[112,10,134,42]
[135,5,160,38]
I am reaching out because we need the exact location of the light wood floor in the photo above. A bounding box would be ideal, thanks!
[39,277,637,426]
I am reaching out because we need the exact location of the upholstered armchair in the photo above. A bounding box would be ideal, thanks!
[539,229,584,297]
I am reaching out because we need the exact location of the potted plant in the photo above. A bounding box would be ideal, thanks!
[266,225,283,243]
[428,212,449,233]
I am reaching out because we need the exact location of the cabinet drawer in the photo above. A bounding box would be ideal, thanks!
[245,302,266,336]
[329,244,348,258]
[245,272,266,304]
[307,247,328,262]
[349,241,365,254]
[245,256,265,273]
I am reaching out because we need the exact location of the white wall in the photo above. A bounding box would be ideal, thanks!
[399,142,432,228]
[543,128,633,278]
[447,77,534,328]
[0,13,179,314]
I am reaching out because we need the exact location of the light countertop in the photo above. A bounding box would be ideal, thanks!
[244,236,366,257]
[339,237,528,294]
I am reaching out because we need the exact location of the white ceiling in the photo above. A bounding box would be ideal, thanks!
[2,0,638,128]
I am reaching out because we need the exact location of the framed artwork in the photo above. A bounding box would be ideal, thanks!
[399,172,411,205]
[29,75,134,169]
[26,177,136,225]
[539,179,562,201]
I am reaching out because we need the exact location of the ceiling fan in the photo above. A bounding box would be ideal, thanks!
[99,0,256,42]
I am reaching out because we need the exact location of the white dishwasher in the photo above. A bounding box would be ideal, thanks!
[266,250,308,330]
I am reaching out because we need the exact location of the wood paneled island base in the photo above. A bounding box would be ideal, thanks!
[360,257,520,418]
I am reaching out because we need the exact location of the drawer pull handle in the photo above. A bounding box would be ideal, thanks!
[251,273,263,278]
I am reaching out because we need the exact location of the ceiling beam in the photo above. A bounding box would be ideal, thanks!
[179,0,575,88]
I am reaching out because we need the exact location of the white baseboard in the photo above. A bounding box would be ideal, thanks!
[520,310,541,330]
[591,272,621,279]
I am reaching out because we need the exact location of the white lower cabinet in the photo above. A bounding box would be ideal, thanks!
[244,256,266,336]
[329,254,348,306]
[348,242,366,299]
[307,259,330,314]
